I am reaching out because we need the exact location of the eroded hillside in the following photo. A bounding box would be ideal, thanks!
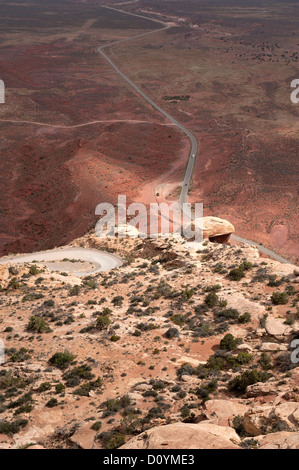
[0,233,298,449]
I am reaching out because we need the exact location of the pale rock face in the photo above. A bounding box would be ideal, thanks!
[267,261,296,278]
[31,271,82,287]
[120,422,241,449]
[236,343,253,352]
[202,217,235,238]
[294,268,299,276]
[222,292,265,318]
[246,379,292,398]
[260,342,286,352]
[127,392,143,401]
[186,216,235,242]
[256,431,299,449]
[12,408,64,448]
[134,383,152,392]
[202,399,249,426]
[69,423,97,449]
[243,402,299,436]
[116,224,141,238]
[265,318,292,337]
[0,265,9,287]
[26,445,45,449]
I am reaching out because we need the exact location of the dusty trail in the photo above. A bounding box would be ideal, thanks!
[0,118,174,129]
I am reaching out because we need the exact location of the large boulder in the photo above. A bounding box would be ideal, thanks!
[203,399,249,426]
[183,217,235,243]
[69,423,96,449]
[120,422,241,449]
[202,217,235,242]
[246,378,292,398]
[265,318,291,337]
[255,431,299,449]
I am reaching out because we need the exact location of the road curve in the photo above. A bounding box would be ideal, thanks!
[98,5,295,266]
[0,247,123,277]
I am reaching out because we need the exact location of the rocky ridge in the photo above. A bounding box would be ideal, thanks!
[0,231,298,449]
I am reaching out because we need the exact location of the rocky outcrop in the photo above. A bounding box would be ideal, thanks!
[120,422,241,449]
[183,216,235,243]
[0,265,9,287]
[203,217,235,242]
[243,402,299,436]
[202,399,249,426]
[265,318,292,337]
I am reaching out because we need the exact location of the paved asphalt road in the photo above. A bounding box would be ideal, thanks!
[0,247,123,277]
[99,5,295,266]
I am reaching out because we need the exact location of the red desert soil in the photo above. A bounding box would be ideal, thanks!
[0,120,186,255]
[99,0,298,263]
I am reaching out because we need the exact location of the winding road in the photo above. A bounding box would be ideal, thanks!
[0,247,122,277]
[98,5,294,266]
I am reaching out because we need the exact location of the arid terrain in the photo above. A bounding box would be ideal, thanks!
[0,0,298,451]
[0,0,298,262]
[0,231,298,448]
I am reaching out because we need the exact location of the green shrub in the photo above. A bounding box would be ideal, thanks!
[238,312,251,324]
[195,379,218,401]
[27,316,51,334]
[106,399,121,413]
[271,292,289,305]
[22,293,44,302]
[8,278,20,289]
[232,415,247,437]
[55,383,65,394]
[177,363,195,378]
[165,327,179,339]
[228,369,271,395]
[8,347,31,363]
[112,296,124,306]
[110,335,120,342]
[38,382,51,392]
[170,314,187,327]
[204,292,218,308]
[29,265,40,275]
[69,285,80,296]
[239,261,253,271]
[96,315,111,330]
[91,421,102,431]
[63,364,94,387]
[0,418,28,435]
[259,352,273,370]
[46,398,58,408]
[216,308,240,320]
[49,351,75,370]
[100,431,125,449]
[180,288,194,301]
[228,268,245,281]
